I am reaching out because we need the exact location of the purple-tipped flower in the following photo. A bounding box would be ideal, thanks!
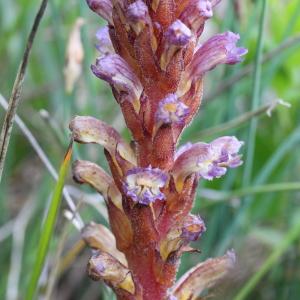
[196,136,243,180]
[187,31,248,80]
[180,0,213,36]
[155,94,190,125]
[95,26,114,55]
[86,0,113,24]
[91,54,143,112]
[127,0,150,35]
[123,166,168,205]
[160,20,192,70]
[181,215,206,242]
[165,20,192,47]
[172,136,243,190]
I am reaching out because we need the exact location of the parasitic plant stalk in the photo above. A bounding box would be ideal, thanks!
[70,0,247,299]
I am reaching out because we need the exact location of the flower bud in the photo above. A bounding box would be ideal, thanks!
[180,0,213,37]
[181,214,206,242]
[155,94,189,125]
[126,0,150,35]
[159,215,205,261]
[91,54,143,113]
[160,20,192,71]
[95,26,114,55]
[88,251,135,294]
[86,0,113,24]
[123,166,168,205]
[172,136,243,191]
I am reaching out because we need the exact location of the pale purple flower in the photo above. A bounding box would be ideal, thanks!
[86,0,113,24]
[165,20,192,47]
[197,136,244,180]
[156,94,189,125]
[180,0,214,37]
[187,31,248,80]
[181,215,206,242]
[172,136,244,187]
[123,166,168,205]
[91,54,143,112]
[95,26,114,55]
[127,0,150,34]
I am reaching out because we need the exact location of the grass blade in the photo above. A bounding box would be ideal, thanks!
[25,141,73,300]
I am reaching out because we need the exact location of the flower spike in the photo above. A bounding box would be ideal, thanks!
[74,1,247,298]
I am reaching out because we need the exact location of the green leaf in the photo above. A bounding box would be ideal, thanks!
[25,140,73,300]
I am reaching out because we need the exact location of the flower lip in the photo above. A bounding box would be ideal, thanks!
[165,20,192,46]
[197,136,244,180]
[123,166,168,205]
[155,94,190,125]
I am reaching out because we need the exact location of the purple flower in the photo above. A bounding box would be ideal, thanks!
[127,0,149,24]
[180,0,213,36]
[86,0,113,24]
[181,215,206,242]
[155,94,190,125]
[123,166,168,205]
[165,20,192,47]
[91,54,143,112]
[160,20,192,70]
[95,26,114,55]
[172,136,243,190]
[187,31,248,80]
[127,0,152,35]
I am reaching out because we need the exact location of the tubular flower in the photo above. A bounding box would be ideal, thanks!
[95,26,114,55]
[172,136,243,190]
[123,166,168,205]
[71,0,247,299]
[91,54,143,113]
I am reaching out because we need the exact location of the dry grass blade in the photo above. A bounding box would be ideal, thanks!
[0,0,48,182]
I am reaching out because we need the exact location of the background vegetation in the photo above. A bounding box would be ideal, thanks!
[0,0,300,299]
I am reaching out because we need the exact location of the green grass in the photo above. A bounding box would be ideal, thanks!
[1,0,300,299]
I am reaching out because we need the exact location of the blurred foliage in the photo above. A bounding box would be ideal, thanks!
[0,0,300,299]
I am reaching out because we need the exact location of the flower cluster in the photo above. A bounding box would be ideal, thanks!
[70,0,247,299]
